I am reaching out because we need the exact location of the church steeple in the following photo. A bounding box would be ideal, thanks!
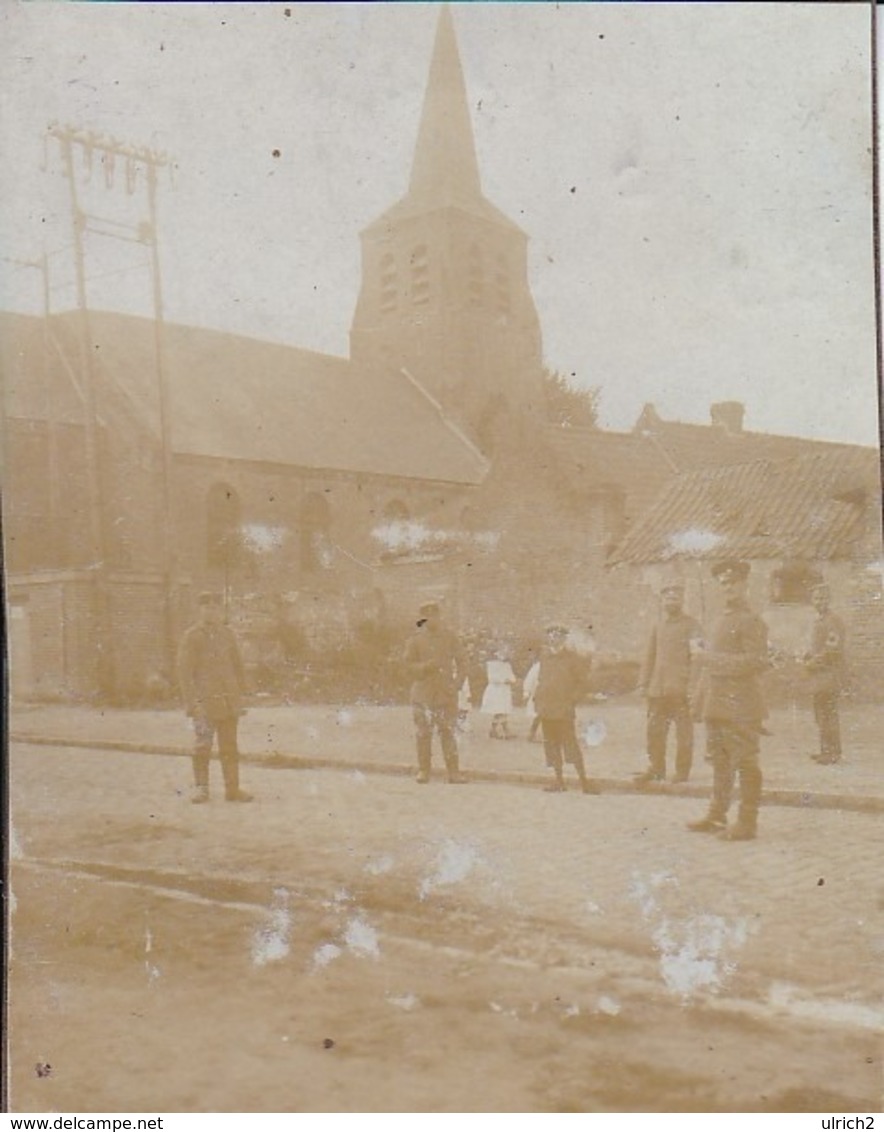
[408,4,482,207]
[350,4,544,440]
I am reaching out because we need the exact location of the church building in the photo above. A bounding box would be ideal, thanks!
[351,6,545,441]
[3,5,880,702]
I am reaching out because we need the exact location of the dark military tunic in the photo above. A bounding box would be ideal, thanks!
[697,597,769,829]
[698,600,768,729]
[806,611,846,695]
[403,625,466,710]
[177,622,246,723]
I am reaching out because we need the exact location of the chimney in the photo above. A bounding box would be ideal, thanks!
[634,402,662,434]
[710,401,745,434]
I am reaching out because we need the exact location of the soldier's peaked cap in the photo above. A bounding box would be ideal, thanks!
[661,580,685,594]
[711,559,750,582]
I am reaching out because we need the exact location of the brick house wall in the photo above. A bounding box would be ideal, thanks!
[7,573,98,699]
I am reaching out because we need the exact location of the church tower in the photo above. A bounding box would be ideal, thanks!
[350,5,544,441]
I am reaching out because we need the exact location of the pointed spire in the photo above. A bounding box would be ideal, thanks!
[409,5,482,204]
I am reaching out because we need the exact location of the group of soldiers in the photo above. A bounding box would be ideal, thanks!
[177,561,846,843]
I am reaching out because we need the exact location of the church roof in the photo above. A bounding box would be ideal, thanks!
[362,6,523,237]
[0,310,87,425]
[410,5,481,205]
[1,309,489,486]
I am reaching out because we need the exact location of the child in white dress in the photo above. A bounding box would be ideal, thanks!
[481,649,517,739]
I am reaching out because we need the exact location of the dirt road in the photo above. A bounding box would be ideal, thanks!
[8,745,883,1112]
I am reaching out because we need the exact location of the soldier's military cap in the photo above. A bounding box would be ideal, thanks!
[660,580,685,595]
[710,559,750,583]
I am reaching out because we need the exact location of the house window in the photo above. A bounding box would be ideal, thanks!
[379,252,397,314]
[411,244,430,306]
[206,482,242,569]
[770,560,823,605]
[300,491,332,572]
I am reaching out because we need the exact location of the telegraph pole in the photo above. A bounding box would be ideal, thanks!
[48,123,176,698]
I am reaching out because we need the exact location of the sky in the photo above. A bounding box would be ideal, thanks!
[0,1,879,445]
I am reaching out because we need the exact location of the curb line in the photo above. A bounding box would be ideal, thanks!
[11,732,884,815]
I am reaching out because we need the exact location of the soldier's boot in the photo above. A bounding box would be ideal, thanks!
[443,753,468,785]
[439,727,467,784]
[191,753,210,804]
[415,736,432,784]
[686,808,727,834]
[544,758,566,792]
[722,766,761,841]
[719,821,756,841]
[220,756,253,803]
[577,769,600,795]
[634,747,666,784]
[571,751,597,794]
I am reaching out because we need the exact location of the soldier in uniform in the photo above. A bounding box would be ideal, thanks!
[403,601,469,784]
[534,624,593,794]
[687,560,768,841]
[177,591,252,804]
[803,582,846,765]
[635,580,703,784]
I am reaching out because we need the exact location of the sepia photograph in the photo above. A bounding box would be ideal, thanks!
[2,0,882,1114]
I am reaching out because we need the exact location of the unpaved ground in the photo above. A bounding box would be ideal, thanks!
[7,745,884,1112]
[9,860,880,1113]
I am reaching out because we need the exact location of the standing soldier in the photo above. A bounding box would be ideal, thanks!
[687,560,768,841]
[804,582,846,765]
[534,625,592,794]
[404,601,469,784]
[177,591,252,804]
[635,580,703,784]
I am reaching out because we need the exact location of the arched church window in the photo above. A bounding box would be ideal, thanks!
[495,253,511,315]
[379,252,397,313]
[468,243,484,308]
[300,491,332,573]
[411,244,430,306]
[206,482,242,569]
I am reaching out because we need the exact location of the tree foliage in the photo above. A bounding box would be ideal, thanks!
[543,368,600,429]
